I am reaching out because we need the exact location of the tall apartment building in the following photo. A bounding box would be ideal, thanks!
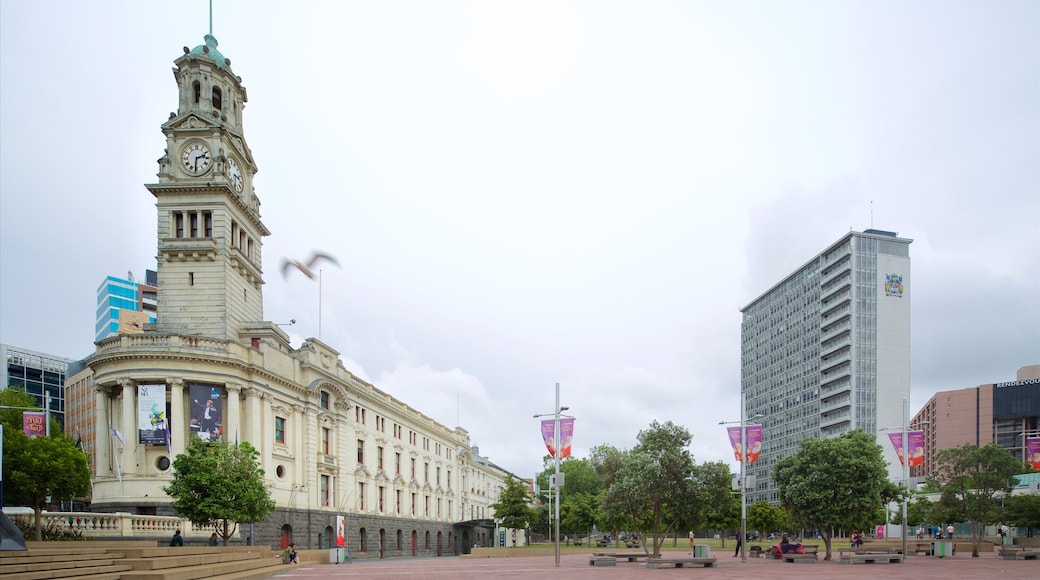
[910,365,1040,479]
[83,32,520,555]
[1,344,75,428]
[95,270,158,343]
[741,229,912,504]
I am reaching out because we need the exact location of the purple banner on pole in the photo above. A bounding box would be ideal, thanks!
[1027,437,1040,470]
[560,418,574,459]
[726,425,763,464]
[541,419,556,456]
[888,430,925,467]
[23,412,46,438]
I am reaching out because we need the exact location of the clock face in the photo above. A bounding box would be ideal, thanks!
[228,157,244,192]
[181,142,211,175]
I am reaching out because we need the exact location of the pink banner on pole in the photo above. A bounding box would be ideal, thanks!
[1027,438,1040,470]
[888,430,925,467]
[23,412,46,438]
[541,418,575,458]
[726,425,763,464]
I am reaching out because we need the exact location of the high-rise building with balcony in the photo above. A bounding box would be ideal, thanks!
[741,229,912,503]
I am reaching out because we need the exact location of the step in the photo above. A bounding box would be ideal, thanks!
[1,563,133,580]
[124,550,268,571]
[119,556,284,580]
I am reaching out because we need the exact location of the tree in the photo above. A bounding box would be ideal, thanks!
[774,430,898,560]
[560,492,599,541]
[936,443,1022,556]
[688,461,737,545]
[907,496,934,529]
[602,421,695,556]
[1004,494,1040,537]
[3,432,91,541]
[163,439,275,545]
[747,501,790,538]
[488,475,536,542]
[1,386,90,541]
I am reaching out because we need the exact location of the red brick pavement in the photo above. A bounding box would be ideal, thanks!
[271,550,1038,580]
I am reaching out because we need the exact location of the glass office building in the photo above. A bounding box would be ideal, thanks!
[1,344,75,429]
[95,270,157,342]
[741,229,912,503]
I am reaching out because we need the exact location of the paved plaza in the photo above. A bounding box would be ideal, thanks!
[272,550,1038,579]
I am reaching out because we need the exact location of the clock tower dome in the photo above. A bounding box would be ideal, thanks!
[147,34,269,341]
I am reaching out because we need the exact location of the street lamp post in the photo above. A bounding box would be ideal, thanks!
[534,382,569,568]
[901,398,909,560]
[721,410,763,563]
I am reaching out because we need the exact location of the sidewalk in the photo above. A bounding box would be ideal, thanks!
[271,549,1037,580]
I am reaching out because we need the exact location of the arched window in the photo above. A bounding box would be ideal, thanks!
[324,525,334,549]
[212,86,222,110]
[193,81,201,104]
[425,530,431,550]
[280,524,292,549]
[359,527,367,552]
[396,529,403,550]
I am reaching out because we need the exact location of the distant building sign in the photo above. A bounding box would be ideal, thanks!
[884,273,904,297]
[995,378,1040,388]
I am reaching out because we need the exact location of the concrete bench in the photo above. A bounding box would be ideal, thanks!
[838,550,903,564]
[645,557,717,568]
[779,544,819,563]
[589,556,616,566]
[1000,547,1040,560]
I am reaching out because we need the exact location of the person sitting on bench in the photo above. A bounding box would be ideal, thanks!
[780,535,803,553]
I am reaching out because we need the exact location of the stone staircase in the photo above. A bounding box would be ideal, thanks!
[0,541,289,580]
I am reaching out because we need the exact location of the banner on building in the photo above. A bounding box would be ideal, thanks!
[1027,437,1040,470]
[336,514,346,547]
[726,424,763,464]
[887,431,925,468]
[189,383,223,441]
[138,384,168,445]
[23,412,46,438]
[540,418,575,459]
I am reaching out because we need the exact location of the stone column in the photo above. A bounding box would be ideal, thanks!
[293,404,306,505]
[247,385,262,446]
[168,378,185,456]
[94,385,111,478]
[226,383,241,443]
[119,379,136,454]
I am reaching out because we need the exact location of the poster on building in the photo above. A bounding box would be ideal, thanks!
[540,418,575,459]
[1027,437,1040,470]
[887,431,925,467]
[23,412,46,438]
[137,384,168,445]
[336,514,346,547]
[189,383,223,441]
[726,425,763,464]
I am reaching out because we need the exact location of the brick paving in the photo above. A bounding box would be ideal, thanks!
[272,549,1038,580]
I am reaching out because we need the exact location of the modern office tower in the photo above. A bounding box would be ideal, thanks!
[84,32,518,554]
[741,229,912,504]
[910,365,1040,479]
[95,270,158,342]
[1,344,75,429]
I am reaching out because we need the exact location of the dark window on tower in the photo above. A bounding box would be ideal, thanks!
[193,81,201,104]
[212,87,222,110]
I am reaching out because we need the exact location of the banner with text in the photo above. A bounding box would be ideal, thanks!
[1027,437,1040,470]
[137,384,168,445]
[887,430,925,467]
[726,425,763,464]
[23,412,46,438]
[541,418,575,459]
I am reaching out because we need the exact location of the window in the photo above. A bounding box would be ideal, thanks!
[275,417,285,444]
[378,486,385,512]
[212,86,222,109]
[377,446,384,470]
[321,475,330,507]
[411,493,416,516]
[447,470,452,489]
[424,463,429,483]
[436,467,441,486]
[359,528,366,552]
[193,80,201,104]
[395,452,401,475]
[358,483,366,511]
[396,490,402,514]
[357,439,365,465]
[322,427,331,455]
[320,390,330,409]
[410,458,416,479]
[425,495,430,517]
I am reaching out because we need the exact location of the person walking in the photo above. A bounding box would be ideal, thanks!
[170,530,184,547]
[734,532,742,557]
[946,524,954,540]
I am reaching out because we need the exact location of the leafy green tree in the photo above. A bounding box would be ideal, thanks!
[774,430,898,560]
[747,501,789,538]
[907,496,934,529]
[936,443,1022,556]
[163,439,275,545]
[602,421,695,556]
[3,432,91,541]
[560,491,599,540]
[688,461,736,546]
[1004,494,1040,537]
[1,386,90,541]
[489,475,536,542]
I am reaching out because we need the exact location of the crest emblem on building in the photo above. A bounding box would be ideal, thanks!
[885,273,904,297]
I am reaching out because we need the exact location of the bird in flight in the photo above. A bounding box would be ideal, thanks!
[282,251,339,280]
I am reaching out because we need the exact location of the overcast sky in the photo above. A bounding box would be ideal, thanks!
[1,1,1037,480]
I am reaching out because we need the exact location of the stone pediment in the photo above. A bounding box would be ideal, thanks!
[162,113,213,132]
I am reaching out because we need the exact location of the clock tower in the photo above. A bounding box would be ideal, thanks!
[146,34,269,341]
